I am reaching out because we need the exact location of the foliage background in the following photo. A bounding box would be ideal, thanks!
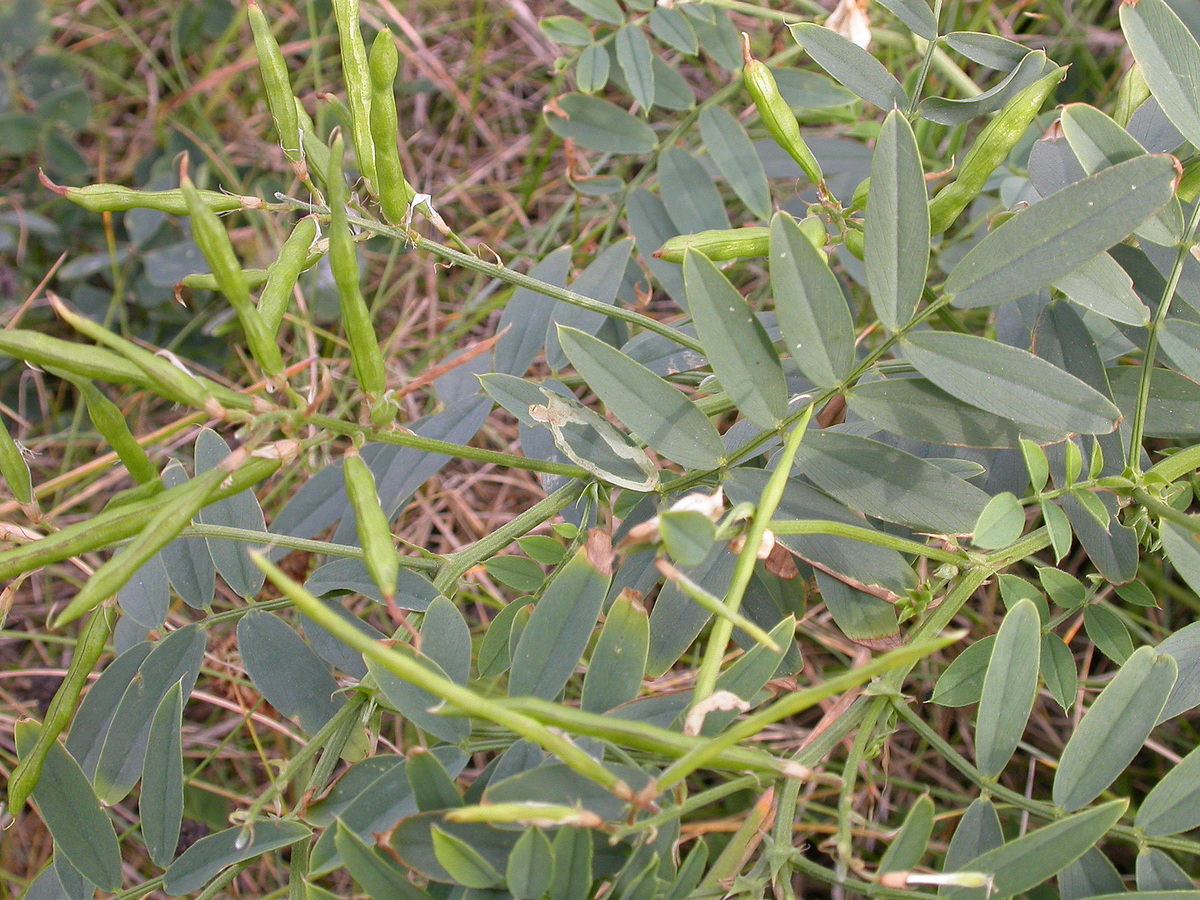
[4,0,1200,898]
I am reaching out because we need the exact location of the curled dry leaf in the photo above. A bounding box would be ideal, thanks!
[683,689,751,736]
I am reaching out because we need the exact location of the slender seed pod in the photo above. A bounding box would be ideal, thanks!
[295,98,332,188]
[797,216,827,251]
[327,133,387,398]
[75,379,159,485]
[48,294,222,414]
[53,457,233,626]
[331,0,377,188]
[248,1,302,165]
[343,447,399,603]
[0,455,282,582]
[0,329,147,386]
[182,269,270,292]
[368,29,417,224]
[844,226,865,261]
[103,480,166,509]
[0,415,32,504]
[180,165,284,381]
[259,215,320,334]
[7,604,115,815]
[927,68,1064,235]
[40,170,259,214]
[655,227,770,263]
[742,37,823,186]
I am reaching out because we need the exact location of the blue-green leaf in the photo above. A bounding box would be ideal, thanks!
[972,492,1026,550]
[769,212,855,388]
[903,332,1121,434]
[649,7,697,55]
[790,23,907,110]
[163,820,311,895]
[141,680,185,867]
[959,801,1127,898]
[931,636,995,707]
[795,429,989,533]
[945,155,1178,309]
[510,547,610,700]
[658,146,729,234]
[14,721,121,892]
[1137,739,1200,835]
[94,625,206,804]
[1122,0,1200,148]
[581,590,649,713]
[683,250,788,428]
[700,107,773,221]
[195,428,265,597]
[507,828,555,899]
[1053,646,1178,811]
[615,24,655,110]
[544,93,656,153]
[237,610,345,734]
[975,598,1041,777]
[335,820,431,900]
[558,325,725,469]
[866,110,929,330]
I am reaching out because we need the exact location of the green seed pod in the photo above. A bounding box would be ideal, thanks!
[797,216,827,252]
[248,1,302,163]
[332,0,377,188]
[75,379,159,485]
[654,226,771,263]
[40,170,258,215]
[369,29,417,224]
[327,133,387,398]
[181,268,271,292]
[742,37,822,186]
[103,480,166,509]
[0,454,282,582]
[927,67,1064,235]
[48,294,220,413]
[0,329,147,386]
[851,176,871,212]
[8,604,115,815]
[343,447,399,602]
[259,215,320,334]
[295,98,333,187]
[844,227,865,261]
[0,415,32,505]
[180,166,284,382]
[54,463,231,626]
[1178,156,1200,202]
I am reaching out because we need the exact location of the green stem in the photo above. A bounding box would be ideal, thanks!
[1129,200,1200,467]
[255,554,633,799]
[305,413,589,479]
[238,694,365,831]
[265,199,710,358]
[434,480,587,593]
[835,697,887,873]
[788,849,936,900]
[890,698,1200,857]
[906,34,941,117]
[182,523,440,569]
[655,633,959,792]
[1133,487,1200,533]
[770,518,968,565]
[693,408,814,706]
[610,774,766,840]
